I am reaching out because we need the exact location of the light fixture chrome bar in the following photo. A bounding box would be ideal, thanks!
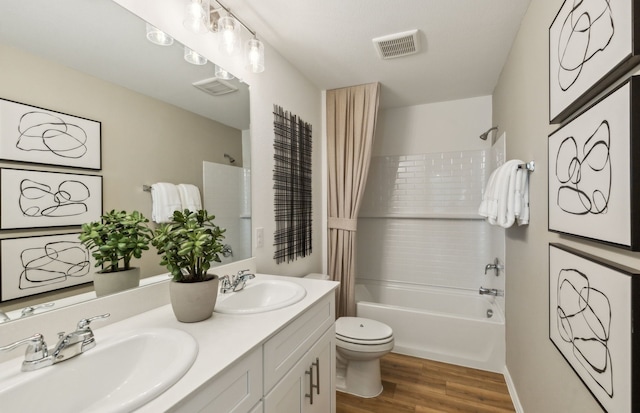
[212,0,256,37]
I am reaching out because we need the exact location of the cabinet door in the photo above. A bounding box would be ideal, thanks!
[263,354,307,413]
[265,325,335,413]
[304,326,334,413]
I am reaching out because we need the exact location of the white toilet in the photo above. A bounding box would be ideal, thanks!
[335,316,394,398]
[303,274,394,398]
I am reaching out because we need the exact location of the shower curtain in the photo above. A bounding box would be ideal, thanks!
[326,82,380,317]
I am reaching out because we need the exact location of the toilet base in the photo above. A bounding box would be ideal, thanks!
[335,358,383,398]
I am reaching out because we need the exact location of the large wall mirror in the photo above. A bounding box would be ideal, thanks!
[0,0,251,321]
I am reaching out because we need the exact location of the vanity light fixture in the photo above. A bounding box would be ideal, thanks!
[218,14,241,56]
[245,37,264,73]
[183,0,211,34]
[184,46,208,65]
[215,64,234,80]
[145,23,174,46]
[181,0,266,73]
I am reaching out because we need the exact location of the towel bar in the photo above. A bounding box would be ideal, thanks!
[517,161,535,172]
[142,185,152,192]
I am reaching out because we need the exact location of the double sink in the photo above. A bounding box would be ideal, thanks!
[0,278,307,412]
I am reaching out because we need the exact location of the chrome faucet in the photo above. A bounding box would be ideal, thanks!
[21,302,55,318]
[484,258,503,276]
[220,269,255,293]
[0,309,10,323]
[479,287,504,297]
[0,313,110,372]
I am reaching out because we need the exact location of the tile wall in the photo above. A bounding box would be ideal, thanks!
[356,149,492,290]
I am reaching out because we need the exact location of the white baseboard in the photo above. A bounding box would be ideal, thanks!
[503,365,524,413]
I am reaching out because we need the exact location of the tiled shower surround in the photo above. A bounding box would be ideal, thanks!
[357,150,491,290]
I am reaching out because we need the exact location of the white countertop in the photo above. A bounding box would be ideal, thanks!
[87,274,338,412]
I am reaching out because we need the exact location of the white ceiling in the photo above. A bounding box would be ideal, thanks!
[0,0,250,130]
[222,0,531,109]
[0,0,531,123]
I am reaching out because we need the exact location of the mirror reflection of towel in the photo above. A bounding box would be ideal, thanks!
[151,183,181,223]
[177,184,202,212]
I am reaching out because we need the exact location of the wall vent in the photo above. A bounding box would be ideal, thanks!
[192,77,238,96]
[372,29,420,59]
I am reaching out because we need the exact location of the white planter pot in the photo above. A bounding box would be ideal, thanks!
[93,267,141,297]
[169,275,219,323]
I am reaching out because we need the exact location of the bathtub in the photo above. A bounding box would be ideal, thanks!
[355,279,505,373]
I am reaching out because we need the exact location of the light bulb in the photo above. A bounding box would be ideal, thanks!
[146,23,174,46]
[244,38,264,73]
[183,0,210,34]
[218,15,240,56]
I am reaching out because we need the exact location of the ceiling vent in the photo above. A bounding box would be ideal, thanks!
[372,29,420,59]
[192,77,238,96]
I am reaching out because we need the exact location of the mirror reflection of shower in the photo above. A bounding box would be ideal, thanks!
[479,126,499,145]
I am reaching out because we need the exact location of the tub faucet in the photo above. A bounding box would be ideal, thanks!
[479,287,504,297]
[220,269,255,293]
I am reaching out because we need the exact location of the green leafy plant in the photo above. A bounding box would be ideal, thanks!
[151,209,226,283]
[79,210,152,273]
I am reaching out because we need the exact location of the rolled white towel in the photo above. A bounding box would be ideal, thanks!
[151,183,181,223]
[177,184,202,212]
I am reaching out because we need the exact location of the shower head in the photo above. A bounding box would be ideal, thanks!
[479,126,499,141]
[224,153,236,164]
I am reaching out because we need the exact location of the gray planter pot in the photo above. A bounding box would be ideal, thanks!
[93,267,141,297]
[169,275,219,323]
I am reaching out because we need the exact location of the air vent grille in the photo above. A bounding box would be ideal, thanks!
[373,29,420,59]
[192,77,238,96]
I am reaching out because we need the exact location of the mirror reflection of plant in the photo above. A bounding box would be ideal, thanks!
[79,210,152,273]
[151,209,226,283]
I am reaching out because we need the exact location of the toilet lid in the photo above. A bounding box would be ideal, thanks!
[335,317,393,342]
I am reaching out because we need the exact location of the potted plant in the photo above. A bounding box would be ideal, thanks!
[79,210,152,297]
[151,209,226,322]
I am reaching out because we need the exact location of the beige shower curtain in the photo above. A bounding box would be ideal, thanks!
[326,82,380,318]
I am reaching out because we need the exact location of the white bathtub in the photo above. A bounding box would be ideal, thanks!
[355,280,505,373]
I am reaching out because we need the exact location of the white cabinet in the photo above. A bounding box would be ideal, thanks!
[167,347,263,413]
[168,292,336,413]
[263,326,334,413]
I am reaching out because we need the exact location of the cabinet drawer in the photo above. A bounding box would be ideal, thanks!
[169,346,263,413]
[264,294,335,392]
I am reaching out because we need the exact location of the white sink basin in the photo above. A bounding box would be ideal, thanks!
[215,279,307,314]
[0,327,197,413]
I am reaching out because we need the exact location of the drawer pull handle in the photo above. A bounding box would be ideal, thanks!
[305,366,314,404]
[313,357,320,395]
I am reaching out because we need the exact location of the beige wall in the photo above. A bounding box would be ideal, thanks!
[0,42,241,310]
[493,2,640,412]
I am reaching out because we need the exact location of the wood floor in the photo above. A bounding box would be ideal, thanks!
[336,352,516,413]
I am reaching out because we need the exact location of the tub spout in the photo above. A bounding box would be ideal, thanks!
[479,287,504,297]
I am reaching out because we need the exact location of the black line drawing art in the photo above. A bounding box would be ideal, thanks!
[19,240,91,291]
[555,120,611,215]
[556,267,613,398]
[0,98,101,169]
[16,111,88,159]
[1,234,95,301]
[19,178,91,218]
[557,0,614,92]
[0,168,102,230]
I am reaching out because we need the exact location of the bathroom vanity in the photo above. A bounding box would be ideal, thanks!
[0,268,338,413]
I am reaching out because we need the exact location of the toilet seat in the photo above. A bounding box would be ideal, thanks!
[335,317,393,346]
